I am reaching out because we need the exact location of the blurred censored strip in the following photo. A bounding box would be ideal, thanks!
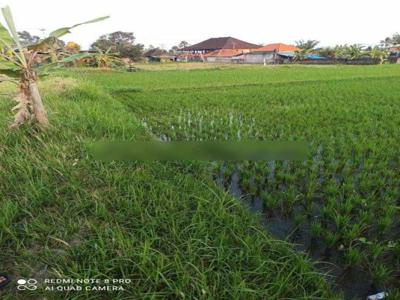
[91,141,309,161]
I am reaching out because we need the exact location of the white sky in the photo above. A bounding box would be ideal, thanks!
[3,0,400,50]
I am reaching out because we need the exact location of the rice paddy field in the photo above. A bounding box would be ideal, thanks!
[0,64,399,299]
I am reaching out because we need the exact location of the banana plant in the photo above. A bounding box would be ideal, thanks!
[92,46,123,68]
[343,44,364,60]
[293,49,309,62]
[369,47,388,65]
[0,6,109,129]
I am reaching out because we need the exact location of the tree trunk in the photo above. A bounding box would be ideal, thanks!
[10,68,49,129]
[29,81,49,127]
[9,81,31,129]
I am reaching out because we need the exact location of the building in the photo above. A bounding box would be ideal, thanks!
[389,46,400,57]
[176,52,209,62]
[144,48,176,62]
[203,49,252,63]
[181,37,259,61]
[241,43,300,64]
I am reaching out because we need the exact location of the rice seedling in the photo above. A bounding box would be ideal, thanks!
[310,221,323,238]
[345,247,363,267]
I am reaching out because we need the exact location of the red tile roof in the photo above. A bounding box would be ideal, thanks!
[203,49,248,57]
[253,43,300,53]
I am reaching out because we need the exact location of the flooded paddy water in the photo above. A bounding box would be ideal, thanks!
[214,164,384,300]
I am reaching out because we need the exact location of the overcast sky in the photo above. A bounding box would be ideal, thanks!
[4,0,400,50]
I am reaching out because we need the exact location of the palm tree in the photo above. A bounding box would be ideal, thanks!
[0,6,108,129]
[381,33,400,47]
[295,40,320,51]
[294,40,320,62]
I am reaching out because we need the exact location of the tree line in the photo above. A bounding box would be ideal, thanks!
[295,35,400,63]
[17,29,400,65]
[18,30,191,61]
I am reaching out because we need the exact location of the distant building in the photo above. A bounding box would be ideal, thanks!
[389,46,400,57]
[181,37,259,61]
[179,40,328,64]
[241,43,300,64]
[204,49,252,63]
[144,48,176,62]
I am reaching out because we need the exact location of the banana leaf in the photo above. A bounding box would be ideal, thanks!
[34,52,92,75]
[49,16,109,38]
[0,21,12,47]
[28,36,58,51]
[1,6,26,65]
[1,7,20,46]
[60,52,92,63]
[0,66,20,78]
[30,16,109,51]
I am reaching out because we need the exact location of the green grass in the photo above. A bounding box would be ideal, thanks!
[0,69,338,299]
[71,64,400,298]
[1,64,399,299]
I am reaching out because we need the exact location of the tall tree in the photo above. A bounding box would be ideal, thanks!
[169,45,179,53]
[178,41,190,49]
[18,31,40,47]
[294,40,319,61]
[295,40,320,51]
[91,31,144,61]
[381,33,400,47]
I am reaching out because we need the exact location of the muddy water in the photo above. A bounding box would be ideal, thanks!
[214,168,382,300]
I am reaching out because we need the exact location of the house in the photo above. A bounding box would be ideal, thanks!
[176,53,204,62]
[241,43,300,64]
[203,49,252,63]
[389,46,400,57]
[181,37,259,61]
[144,48,176,62]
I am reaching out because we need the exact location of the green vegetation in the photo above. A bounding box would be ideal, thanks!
[82,64,400,298]
[1,64,399,299]
[0,66,338,300]
[0,5,108,128]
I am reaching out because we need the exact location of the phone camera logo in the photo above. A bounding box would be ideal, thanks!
[17,279,38,291]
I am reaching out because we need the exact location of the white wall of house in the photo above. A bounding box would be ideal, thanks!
[205,57,233,63]
[205,57,217,62]
[205,52,278,64]
[215,57,234,63]
[243,53,275,64]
